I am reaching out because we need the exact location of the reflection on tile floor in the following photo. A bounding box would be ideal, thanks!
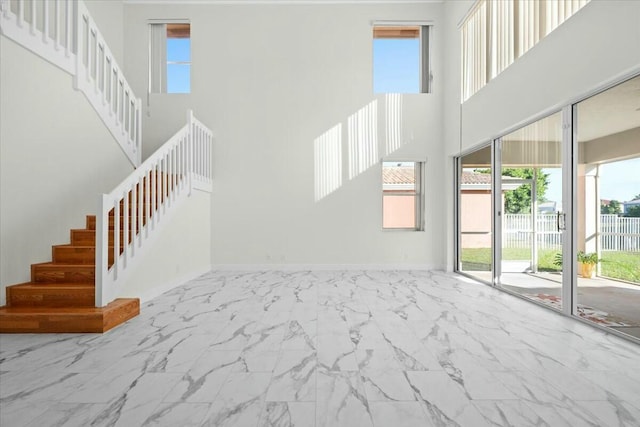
[1,270,640,426]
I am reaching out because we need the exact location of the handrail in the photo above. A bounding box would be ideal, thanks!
[0,0,142,166]
[95,110,212,307]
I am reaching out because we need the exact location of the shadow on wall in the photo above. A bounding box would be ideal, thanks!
[314,94,406,201]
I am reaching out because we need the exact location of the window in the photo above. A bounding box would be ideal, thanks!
[373,26,430,94]
[382,162,424,230]
[149,22,191,94]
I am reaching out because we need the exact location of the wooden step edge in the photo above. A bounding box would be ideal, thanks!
[7,282,94,289]
[31,262,96,284]
[31,261,96,268]
[0,298,140,333]
[7,282,95,308]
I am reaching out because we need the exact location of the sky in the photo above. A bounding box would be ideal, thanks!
[166,38,191,93]
[373,38,420,93]
[544,157,640,206]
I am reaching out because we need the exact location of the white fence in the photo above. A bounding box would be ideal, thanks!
[503,214,640,252]
[600,214,640,252]
[0,0,141,166]
[95,110,212,307]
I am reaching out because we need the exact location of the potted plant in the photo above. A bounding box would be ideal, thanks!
[577,251,598,278]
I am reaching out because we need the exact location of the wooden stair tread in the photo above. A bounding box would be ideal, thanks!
[31,262,95,284]
[0,303,128,315]
[0,298,140,333]
[6,282,95,308]
[8,282,94,289]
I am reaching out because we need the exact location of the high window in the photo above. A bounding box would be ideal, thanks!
[382,162,424,230]
[373,25,431,94]
[149,22,191,94]
[461,0,590,101]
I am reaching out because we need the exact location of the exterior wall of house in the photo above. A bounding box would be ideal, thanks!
[460,191,492,248]
[0,37,133,306]
[382,195,416,229]
[443,0,640,270]
[123,2,446,268]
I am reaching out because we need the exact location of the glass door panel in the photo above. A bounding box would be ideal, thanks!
[575,75,640,340]
[458,146,493,283]
[498,112,564,310]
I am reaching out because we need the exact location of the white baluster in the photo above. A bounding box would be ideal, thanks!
[113,197,120,280]
[54,0,60,50]
[42,1,49,43]
[151,163,157,227]
[188,111,194,194]
[30,0,35,35]
[122,191,129,267]
[65,0,71,56]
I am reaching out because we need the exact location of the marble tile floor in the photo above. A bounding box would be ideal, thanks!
[1,270,640,427]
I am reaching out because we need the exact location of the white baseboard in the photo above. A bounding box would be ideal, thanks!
[211,263,444,271]
[132,264,212,304]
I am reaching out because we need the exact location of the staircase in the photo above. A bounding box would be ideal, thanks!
[0,1,213,333]
[0,213,140,333]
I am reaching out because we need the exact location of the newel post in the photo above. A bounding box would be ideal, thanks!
[136,97,143,166]
[95,194,109,307]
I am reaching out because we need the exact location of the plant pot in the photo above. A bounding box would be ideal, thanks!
[580,262,595,279]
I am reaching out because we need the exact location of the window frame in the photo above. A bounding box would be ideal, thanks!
[148,20,191,95]
[382,161,425,231]
[372,23,432,94]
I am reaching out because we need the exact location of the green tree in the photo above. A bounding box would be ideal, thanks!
[625,206,640,217]
[501,168,550,214]
[601,200,621,215]
[472,168,550,214]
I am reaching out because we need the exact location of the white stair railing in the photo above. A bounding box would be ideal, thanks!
[0,0,75,73]
[95,110,212,307]
[75,1,140,165]
[0,0,141,166]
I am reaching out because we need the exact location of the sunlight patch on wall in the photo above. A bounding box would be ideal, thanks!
[314,124,343,201]
[385,94,404,156]
[348,100,378,180]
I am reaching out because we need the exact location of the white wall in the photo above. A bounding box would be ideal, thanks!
[118,190,212,303]
[0,37,133,305]
[123,3,447,268]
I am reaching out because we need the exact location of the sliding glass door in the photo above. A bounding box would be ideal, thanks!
[496,112,566,310]
[457,146,493,283]
[455,74,640,342]
[574,75,640,339]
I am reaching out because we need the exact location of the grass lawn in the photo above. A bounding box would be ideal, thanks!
[460,248,639,284]
[460,248,561,272]
[601,251,640,283]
